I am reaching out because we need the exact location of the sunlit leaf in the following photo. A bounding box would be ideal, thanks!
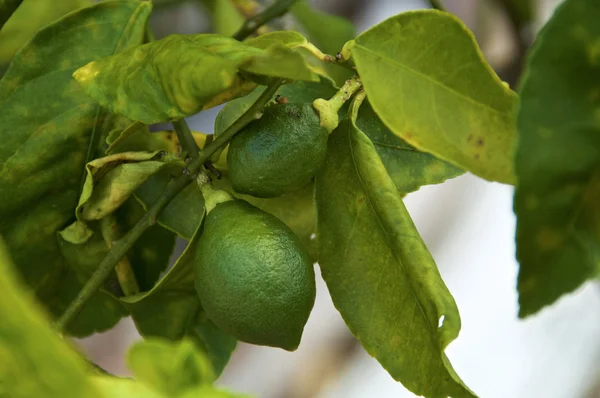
[0,239,102,398]
[356,100,463,194]
[74,34,319,124]
[347,10,517,183]
[315,115,474,397]
[515,0,600,317]
[128,338,215,395]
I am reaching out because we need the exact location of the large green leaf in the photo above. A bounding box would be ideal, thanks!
[514,0,600,317]
[0,0,89,63]
[346,10,518,184]
[290,0,355,85]
[74,33,319,124]
[122,224,237,375]
[0,1,151,335]
[0,239,102,398]
[315,115,474,396]
[356,100,464,194]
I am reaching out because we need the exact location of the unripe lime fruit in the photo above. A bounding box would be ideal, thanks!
[227,103,328,198]
[194,197,316,351]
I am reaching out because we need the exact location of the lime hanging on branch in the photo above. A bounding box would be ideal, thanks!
[193,180,316,351]
[227,76,362,198]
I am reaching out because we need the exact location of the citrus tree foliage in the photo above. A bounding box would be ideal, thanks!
[0,0,597,396]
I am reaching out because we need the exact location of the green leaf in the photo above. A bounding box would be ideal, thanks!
[0,0,89,63]
[122,224,237,375]
[127,338,215,395]
[246,30,308,50]
[91,376,163,398]
[74,33,319,124]
[199,0,244,36]
[347,10,518,184]
[76,151,176,222]
[0,238,102,398]
[315,116,474,397]
[356,100,464,194]
[0,0,151,335]
[115,199,176,292]
[291,0,356,85]
[514,0,600,317]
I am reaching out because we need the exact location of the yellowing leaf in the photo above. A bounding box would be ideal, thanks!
[0,0,151,337]
[74,34,318,124]
[77,151,175,221]
[0,239,102,398]
[315,114,474,397]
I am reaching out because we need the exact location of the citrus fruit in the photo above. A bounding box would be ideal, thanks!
[227,102,328,198]
[194,197,316,351]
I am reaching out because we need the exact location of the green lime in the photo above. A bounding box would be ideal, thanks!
[194,199,316,351]
[227,103,328,198]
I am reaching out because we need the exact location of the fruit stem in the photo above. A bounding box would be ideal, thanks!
[99,215,140,296]
[197,175,234,213]
[233,0,300,41]
[172,118,200,160]
[55,79,284,332]
[313,75,362,133]
[349,89,367,124]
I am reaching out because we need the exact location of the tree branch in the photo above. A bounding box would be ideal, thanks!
[55,79,284,332]
[233,0,299,41]
[172,118,200,160]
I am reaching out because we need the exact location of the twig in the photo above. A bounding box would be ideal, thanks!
[172,118,200,160]
[55,79,284,331]
[492,0,534,87]
[100,215,140,296]
[0,0,23,31]
[233,0,300,41]
[429,0,444,11]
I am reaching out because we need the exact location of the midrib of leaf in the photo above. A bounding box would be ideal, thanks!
[345,123,437,338]
[354,43,513,118]
[370,139,416,152]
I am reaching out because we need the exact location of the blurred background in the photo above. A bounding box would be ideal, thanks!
[76,0,600,397]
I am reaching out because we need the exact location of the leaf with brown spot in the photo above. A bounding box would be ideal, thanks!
[315,113,474,396]
[74,33,319,124]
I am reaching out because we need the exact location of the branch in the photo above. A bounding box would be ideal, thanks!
[429,0,444,11]
[492,0,534,87]
[233,0,299,41]
[55,79,284,331]
[0,0,23,31]
[172,118,200,160]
